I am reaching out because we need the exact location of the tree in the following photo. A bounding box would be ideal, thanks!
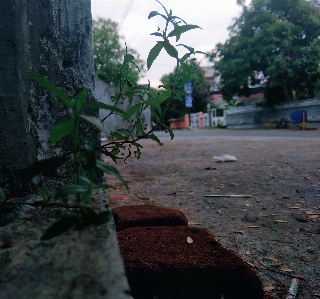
[207,0,320,103]
[310,0,320,9]
[93,18,145,84]
[160,59,209,123]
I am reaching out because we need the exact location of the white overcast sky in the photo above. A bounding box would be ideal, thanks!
[91,0,246,87]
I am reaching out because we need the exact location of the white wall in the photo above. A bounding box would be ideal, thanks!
[95,78,152,137]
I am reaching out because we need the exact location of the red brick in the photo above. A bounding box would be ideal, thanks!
[112,205,188,231]
[118,226,263,299]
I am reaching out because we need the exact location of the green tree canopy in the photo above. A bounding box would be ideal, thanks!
[159,59,209,124]
[207,0,320,103]
[93,18,145,84]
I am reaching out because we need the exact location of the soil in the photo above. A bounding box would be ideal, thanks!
[105,129,320,299]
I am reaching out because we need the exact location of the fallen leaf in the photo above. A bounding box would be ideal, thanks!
[188,222,201,225]
[137,196,149,200]
[254,261,265,270]
[248,225,259,228]
[247,261,255,267]
[312,293,320,298]
[187,237,193,244]
[294,216,308,223]
[205,166,217,170]
[233,231,245,235]
[299,257,313,262]
[245,203,253,207]
[245,251,251,255]
[306,211,320,215]
[263,286,276,292]
[288,206,300,209]
[274,219,288,223]
[268,256,282,265]
[167,192,176,196]
[258,213,267,217]
[279,266,294,272]
[308,215,319,219]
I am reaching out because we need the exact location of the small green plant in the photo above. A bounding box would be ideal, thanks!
[13,1,203,240]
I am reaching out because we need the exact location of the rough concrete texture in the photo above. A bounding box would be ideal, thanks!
[0,1,37,193]
[0,0,98,195]
[112,204,188,231]
[118,226,264,299]
[0,198,131,299]
[96,78,152,138]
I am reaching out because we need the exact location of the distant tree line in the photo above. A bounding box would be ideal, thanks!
[207,0,320,106]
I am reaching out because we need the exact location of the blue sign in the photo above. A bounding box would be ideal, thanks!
[184,82,193,108]
[185,95,193,108]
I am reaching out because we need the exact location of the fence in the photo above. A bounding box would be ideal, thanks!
[226,99,320,129]
[190,109,227,129]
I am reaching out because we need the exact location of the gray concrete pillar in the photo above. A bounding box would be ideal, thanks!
[0,0,98,196]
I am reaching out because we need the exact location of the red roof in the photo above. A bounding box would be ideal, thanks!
[212,94,223,99]
[240,93,264,100]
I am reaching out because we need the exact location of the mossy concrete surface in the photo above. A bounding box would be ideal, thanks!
[0,197,131,299]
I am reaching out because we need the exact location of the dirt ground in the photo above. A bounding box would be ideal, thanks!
[106,129,320,299]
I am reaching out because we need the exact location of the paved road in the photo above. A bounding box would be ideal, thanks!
[155,128,320,139]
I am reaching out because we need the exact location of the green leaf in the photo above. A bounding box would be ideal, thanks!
[125,103,141,120]
[21,156,69,181]
[180,53,192,64]
[150,32,163,37]
[132,141,143,148]
[194,51,206,55]
[79,175,92,186]
[79,205,100,224]
[148,11,166,19]
[26,71,73,108]
[181,63,192,84]
[158,90,172,103]
[177,44,194,53]
[0,187,6,202]
[147,42,164,70]
[92,184,113,191]
[111,132,125,139]
[41,216,78,240]
[80,115,104,131]
[124,54,135,62]
[96,210,113,224]
[56,184,90,198]
[164,125,175,140]
[147,134,161,144]
[74,88,88,114]
[168,25,202,41]
[163,41,178,58]
[50,118,75,144]
[83,102,127,117]
[117,128,132,136]
[135,121,144,135]
[95,160,128,189]
[146,94,161,115]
